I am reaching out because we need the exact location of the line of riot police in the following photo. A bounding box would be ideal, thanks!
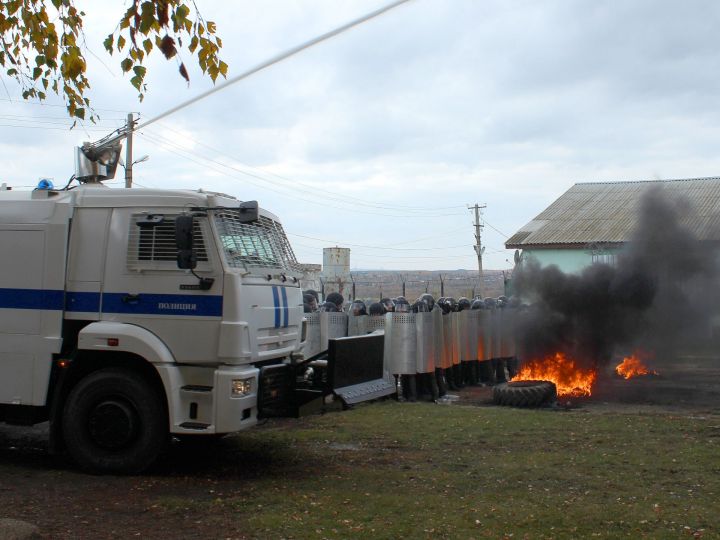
[300,291,521,402]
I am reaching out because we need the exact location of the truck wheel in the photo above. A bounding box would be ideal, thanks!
[62,368,168,474]
[493,380,557,407]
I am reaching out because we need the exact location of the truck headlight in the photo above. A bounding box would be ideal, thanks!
[231,378,253,396]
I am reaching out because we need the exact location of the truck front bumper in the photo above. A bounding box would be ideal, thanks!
[155,364,260,435]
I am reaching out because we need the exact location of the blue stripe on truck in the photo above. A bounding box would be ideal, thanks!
[271,286,281,328]
[0,288,64,310]
[0,289,222,317]
[281,286,289,328]
[66,291,101,312]
[101,293,223,317]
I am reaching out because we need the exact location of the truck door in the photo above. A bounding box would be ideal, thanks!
[100,209,223,364]
[0,199,70,406]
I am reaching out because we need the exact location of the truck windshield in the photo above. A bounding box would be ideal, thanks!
[213,209,300,272]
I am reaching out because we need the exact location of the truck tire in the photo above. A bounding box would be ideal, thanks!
[62,368,168,474]
[493,380,557,407]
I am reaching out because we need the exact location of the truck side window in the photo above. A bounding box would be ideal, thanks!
[128,214,209,270]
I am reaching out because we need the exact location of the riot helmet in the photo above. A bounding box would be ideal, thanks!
[483,297,497,308]
[303,293,318,312]
[325,292,344,310]
[319,301,339,312]
[349,300,367,316]
[380,297,395,312]
[394,297,411,313]
[457,297,471,311]
[442,297,457,314]
[411,300,429,313]
[470,298,484,310]
[419,293,435,312]
[305,290,320,307]
[368,302,386,316]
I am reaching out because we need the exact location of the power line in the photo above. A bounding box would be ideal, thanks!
[0,112,127,122]
[0,97,137,115]
[136,130,467,218]
[287,232,472,251]
[0,123,108,131]
[150,121,465,213]
[483,219,509,238]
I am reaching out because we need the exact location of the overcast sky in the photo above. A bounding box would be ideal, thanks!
[2,0,720,270]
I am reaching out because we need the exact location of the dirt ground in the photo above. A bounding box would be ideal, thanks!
[1,354,718,539]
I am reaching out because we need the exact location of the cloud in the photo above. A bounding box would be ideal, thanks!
[3,0,720,271]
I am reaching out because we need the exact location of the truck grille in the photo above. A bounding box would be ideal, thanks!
[258,364,293,418]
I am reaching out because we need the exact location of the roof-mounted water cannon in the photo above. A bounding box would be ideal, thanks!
[74,122,132,183]
[75,140,122,183]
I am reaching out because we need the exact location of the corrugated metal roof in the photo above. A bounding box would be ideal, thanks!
[506,177,720,248]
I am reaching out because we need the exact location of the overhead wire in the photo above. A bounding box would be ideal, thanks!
[287,232,472,251]
[0,97,136,115]
[135,129,468,218]
[483,219,509,239]
[149,121,466,212]
[0,123,109,131]
[141,126,466,215]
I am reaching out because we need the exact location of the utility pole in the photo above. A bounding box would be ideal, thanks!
[469,203,486,297]
[125,113,135,188]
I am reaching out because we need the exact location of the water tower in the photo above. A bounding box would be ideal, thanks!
[321,247,351,299]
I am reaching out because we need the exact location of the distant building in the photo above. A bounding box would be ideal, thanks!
[506,177,720,273]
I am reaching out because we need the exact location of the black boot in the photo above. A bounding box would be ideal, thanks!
[436,368,447,397]
[446,368,459,390]
[495,359,507,383]
[454,364,465,388]
[479,360,494,384]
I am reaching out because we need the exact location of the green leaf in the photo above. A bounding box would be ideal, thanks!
[133,65,146,78]
[103,34,114,53]
[120,58,133,72]
[117,34,126,51]
[143,38,153,55]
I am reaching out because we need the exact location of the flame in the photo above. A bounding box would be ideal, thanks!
[511,352,597,397]
[615,353,658,379]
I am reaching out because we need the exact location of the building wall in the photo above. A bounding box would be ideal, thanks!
[522,247,621,274]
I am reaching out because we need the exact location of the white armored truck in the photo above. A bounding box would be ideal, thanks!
[0,136,323,473]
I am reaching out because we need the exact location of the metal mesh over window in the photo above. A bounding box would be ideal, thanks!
[128,214,208,270]
[214,210,299,272]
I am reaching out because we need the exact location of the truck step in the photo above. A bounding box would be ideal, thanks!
[178,422,211,430]
[180,385,213,393]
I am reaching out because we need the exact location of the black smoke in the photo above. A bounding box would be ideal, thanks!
[513,186,720,369]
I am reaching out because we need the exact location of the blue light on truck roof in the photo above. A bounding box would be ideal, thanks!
[37,179,54,190]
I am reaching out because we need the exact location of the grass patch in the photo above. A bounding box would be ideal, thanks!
[154,402,720,538]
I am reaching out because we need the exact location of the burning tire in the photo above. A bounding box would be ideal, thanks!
[493,380,557,407]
